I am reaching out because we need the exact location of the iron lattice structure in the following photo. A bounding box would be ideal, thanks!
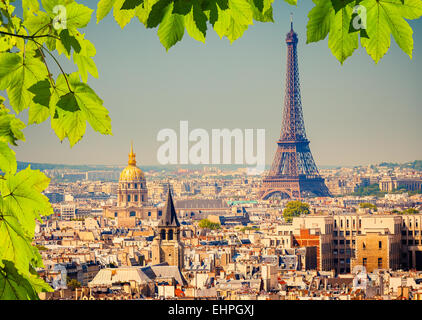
[260,22,331,200]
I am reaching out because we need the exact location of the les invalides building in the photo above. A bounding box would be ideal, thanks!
[103,143,163,227]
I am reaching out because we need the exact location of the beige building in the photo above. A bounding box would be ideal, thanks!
[352,232,400,273]
[379,176,422,192]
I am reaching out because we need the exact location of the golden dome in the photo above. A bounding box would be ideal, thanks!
[119,142,145,182]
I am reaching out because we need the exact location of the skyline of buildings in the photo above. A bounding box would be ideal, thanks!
[34,144,422,300]
[12,1,422,167]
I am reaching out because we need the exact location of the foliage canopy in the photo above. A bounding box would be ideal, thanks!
[282,200,310,222]
[198,218,221,229]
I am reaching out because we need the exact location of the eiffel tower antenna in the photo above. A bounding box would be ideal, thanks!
[290,12,293,30]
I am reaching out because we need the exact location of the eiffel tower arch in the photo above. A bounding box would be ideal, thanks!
[260,21,331,200]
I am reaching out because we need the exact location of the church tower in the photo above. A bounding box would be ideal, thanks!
[151,187,184,269]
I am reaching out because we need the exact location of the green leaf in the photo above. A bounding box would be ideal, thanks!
[306,0,422,63]
[57,92,80,112]
[23,0,41,21]
[58,29,82,57]
[0,53,48,113]
[42,0,93,31]
[66,2,94,30]
[253,0,265,12]
[49,74,76,143]
[0,213,41,278]
[28,80,53,124]
[68,74,112,135]
[360,0,421,63]
[53,108,86,146]
[122,0,144,10]
[307,0,334,43]
[50,113,67,142]
[27,267,53,293]
[227,17,250,43]
[328,3,358,64]
[135,0,160,25]
[0,107,26,146]
[97,0,117,23]
[397,0,422,19]
[249,0,274,22]
[51,73,111,146]
[22,11,51,36]
[0,166,52,238]
[173,0,193,15]
[214,4,232,38]
[0,260,39,300]
[8,57,48,113]
[184,4,207,43]
[331,0,355,13]
[0,53,22,90]
[229,0,253,26]
[360,2,392,63]
[0,27,17,52]
[40,0,66,14]
[113,0,136,28]
[0,141,16,174]
[157,3,185,50]
[307,0,358,63]
[73,34,98,83]
[147,0,172,28]
[28,104,50,125]
[28,80,52,108]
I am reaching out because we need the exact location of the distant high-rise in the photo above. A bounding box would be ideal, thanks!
[260,21,331,199]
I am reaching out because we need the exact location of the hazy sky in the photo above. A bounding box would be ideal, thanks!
[12,1,422,167]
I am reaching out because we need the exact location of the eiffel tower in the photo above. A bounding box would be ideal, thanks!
[260,20,331,200]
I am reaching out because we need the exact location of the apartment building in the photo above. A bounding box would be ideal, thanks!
[401,215,422,269]
[290,214,422,274]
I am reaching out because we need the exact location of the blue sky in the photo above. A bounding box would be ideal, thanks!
[13,1,422,167]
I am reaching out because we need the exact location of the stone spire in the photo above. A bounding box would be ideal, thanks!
[159,186,180,227]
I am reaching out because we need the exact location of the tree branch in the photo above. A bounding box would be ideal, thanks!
[34,41,55,91]
[32,40,73,94]
[0,31,59,40]
[32,23,52,37]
